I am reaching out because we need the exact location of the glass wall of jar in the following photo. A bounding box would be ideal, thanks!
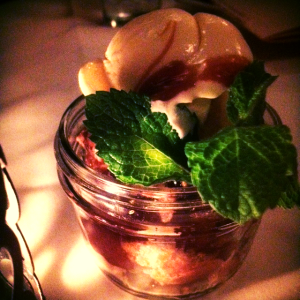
[54,95,264,299]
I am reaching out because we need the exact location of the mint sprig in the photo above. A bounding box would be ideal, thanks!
[185,125,298,223]
[277,175,300,209]
[84,61,299,223]
[227,60,277,126]
[185,60,299,223]
[84,89,191,185]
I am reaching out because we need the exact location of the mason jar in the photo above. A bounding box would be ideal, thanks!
[54,95,266,299]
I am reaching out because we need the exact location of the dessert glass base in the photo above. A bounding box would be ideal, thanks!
[54,95,262,299]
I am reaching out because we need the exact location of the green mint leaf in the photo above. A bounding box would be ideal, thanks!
[227,60,277,126]
[277,175,300,209]
[84,89,191,185]
[185,125,298,223]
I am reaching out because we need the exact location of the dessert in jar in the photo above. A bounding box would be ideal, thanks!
[54,8,299,299]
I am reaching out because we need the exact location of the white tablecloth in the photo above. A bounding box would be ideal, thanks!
[0,1,299,299]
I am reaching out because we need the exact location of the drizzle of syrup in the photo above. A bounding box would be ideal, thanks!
[138,60,197,101]
[137,55,250,101]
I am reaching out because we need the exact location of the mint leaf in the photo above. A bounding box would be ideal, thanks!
[227,60,277,126]
[185,125,298,223]
[277,175,300,208]
[84,89,191,185]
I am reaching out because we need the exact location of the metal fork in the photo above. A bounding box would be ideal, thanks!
[0,145,45,300]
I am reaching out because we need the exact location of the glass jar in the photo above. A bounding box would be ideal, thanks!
[54,95,262,299]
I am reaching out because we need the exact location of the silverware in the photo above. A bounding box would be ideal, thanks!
[0,145,45,300]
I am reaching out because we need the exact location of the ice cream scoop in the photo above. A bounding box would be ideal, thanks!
[79,8,253,137]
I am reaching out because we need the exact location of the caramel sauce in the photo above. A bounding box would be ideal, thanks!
[197,55,250,86]
[134,20,177,95]
[138,60,197,100]
[137,55,250,101]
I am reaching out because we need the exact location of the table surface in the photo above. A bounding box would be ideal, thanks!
[0,1,299,300]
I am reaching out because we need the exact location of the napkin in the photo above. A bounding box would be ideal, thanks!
[212,0,300,42]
